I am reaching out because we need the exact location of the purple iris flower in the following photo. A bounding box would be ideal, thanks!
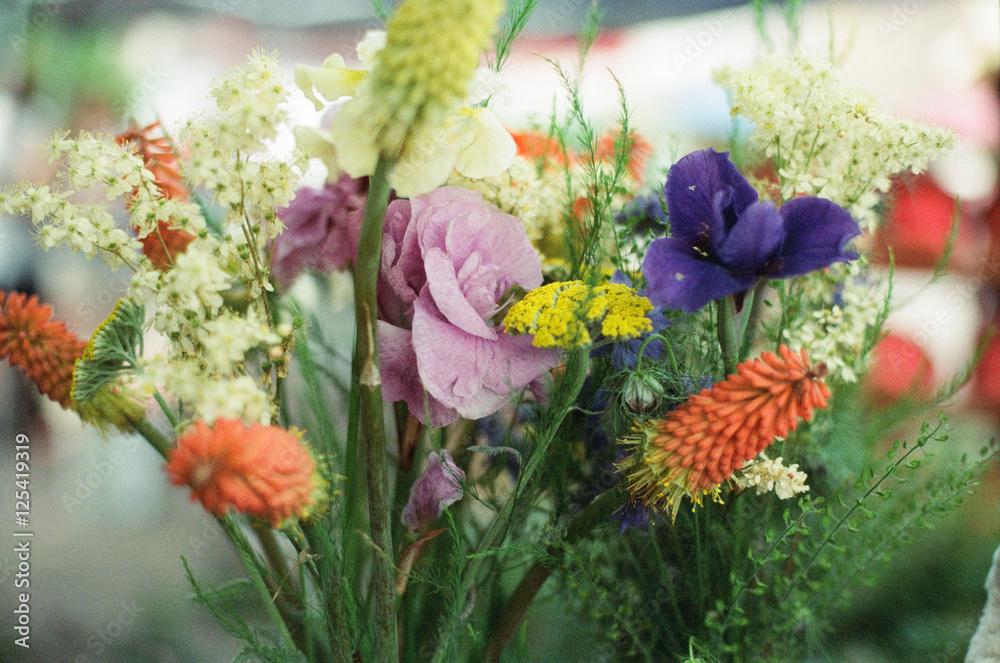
[642,149,861,313]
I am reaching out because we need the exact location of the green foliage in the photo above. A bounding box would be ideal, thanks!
[492,0,540,73]
[72,298,145,402]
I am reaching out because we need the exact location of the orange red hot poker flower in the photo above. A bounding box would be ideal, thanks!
[0,290,87,409]
[621,345,830,519]
[166,418,319,527]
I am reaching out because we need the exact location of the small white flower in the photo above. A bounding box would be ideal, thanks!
[737,453,810,500]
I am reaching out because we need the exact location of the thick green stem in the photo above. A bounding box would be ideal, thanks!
[132,417,173,459]
[353,156,399,663]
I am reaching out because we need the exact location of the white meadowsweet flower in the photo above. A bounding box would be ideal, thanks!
[736,453,810,500]
[781,260,887,383]
[198,310,281,374]
[721,53,954,231]
[189,374,275,425]
[1,185,141,268]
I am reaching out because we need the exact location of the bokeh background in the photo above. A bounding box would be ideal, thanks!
[0,0,998,661]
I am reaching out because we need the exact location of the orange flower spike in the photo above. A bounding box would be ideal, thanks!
[166,418,319,527]
[115,121,196,270]
[115,121,190,200]
[0,291,87,409]
[621,345,829,519]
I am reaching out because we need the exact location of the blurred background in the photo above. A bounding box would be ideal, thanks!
[0,0,997,661]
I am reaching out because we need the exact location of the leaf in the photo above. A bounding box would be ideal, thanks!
[467,445,523,468]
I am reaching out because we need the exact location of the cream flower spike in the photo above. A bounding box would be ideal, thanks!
[293,0,513,196]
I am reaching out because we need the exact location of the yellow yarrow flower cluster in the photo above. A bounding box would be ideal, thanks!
[503,281,653,349]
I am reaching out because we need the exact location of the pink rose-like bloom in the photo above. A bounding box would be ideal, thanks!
[401,450,466,530]
[378,187,560,427]
[271,174,368,290]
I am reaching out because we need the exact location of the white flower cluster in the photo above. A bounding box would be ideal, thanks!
[130,53,306,425]
[141,355,277,426]
[181,51,302,291]
[781,260,887,383]
[129,241,229,339]
[736,453,809,500]
[0,135,152,267]
[722,53,954,231]
[129,238,283,425]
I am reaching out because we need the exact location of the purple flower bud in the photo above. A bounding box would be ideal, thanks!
[401,450,466,530]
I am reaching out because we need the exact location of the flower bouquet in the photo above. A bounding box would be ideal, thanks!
[1,0,994,661]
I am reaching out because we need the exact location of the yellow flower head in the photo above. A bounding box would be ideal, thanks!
[503,280,653,349]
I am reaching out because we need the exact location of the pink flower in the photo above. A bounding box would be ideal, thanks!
[401,450,465,530]
[378,187,559,427]
[271,174,368,290]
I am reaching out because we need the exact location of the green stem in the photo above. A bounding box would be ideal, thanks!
[717,296,741,375]
[132,417,172,459]
[430,349,590,663]
[353,156,398,663]
[152,388,179,430]
[300,521,354,663]
[219,516,299,652]
[738,280,769,360]
[717,285,760,374]
[482,485,626,662]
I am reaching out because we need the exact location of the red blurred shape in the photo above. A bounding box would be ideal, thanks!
[865,332,935,403]
[873,174,971,271]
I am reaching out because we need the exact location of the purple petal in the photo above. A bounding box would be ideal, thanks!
[770,197,861,278]
[401,450,466,530]
[271,176,367,289]
[378,199,425,326]
[717,201,785,275]
[642,237,755,313]
[412,296,559,419]
[423,248,498,339]
[666,149,758,247]
[378,321,459,427]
